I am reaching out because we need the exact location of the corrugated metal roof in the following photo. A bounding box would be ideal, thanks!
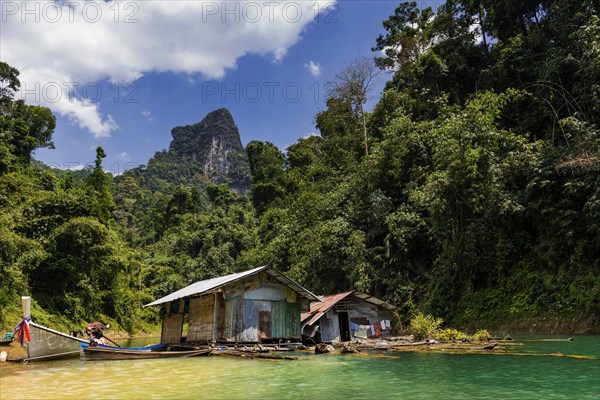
[144,265,319,307]
[352,292,396,311]
[301,291,354,326]
[301,291,397,327]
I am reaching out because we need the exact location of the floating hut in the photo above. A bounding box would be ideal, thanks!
[301,291,396,343]
[145,266,319,345]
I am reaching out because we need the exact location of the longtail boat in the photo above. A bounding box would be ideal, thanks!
[14,297,165,361]
[12,297,88,361]
[26,321,92,361]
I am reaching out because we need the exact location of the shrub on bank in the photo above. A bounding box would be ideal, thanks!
[436,328,470,341]
[472,329,491,341]
[409,313,492,342]
[410,313,444,340]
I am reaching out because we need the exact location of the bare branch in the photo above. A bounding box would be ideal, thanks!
[326,56,380,156]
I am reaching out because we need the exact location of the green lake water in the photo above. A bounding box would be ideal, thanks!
[1,335,598,399]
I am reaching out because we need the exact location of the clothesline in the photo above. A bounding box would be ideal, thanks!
[350,320,391,338]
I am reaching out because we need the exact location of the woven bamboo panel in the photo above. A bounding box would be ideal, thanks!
[187,295,214,342]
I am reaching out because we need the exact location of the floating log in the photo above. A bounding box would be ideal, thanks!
[213,349,298,360]
[482,342,498,350]
[390,341,430,347]
[495,342,524,346]
[432,350,597,360]
[517,338,574,343]
[169,344,211,351]
[83,347,211,361]
[339,343,360,354]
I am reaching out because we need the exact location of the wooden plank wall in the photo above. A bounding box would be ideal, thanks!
[187,295,214,342]
[287,302,301,338]
[215,292,226,340]
[212,275,306,342]
[257,301,272,339]
[223,296,244,341]
[237,300,302,341]
[241,299,259,341]
[271,301,285,338]
[271,301,300,338]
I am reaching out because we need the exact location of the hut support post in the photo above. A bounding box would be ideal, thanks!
[212,292,218,344]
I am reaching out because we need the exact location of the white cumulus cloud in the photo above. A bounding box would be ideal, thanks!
[305,61,322,78]
[142,109,153,121]
[115,152,131,162]
[56,162,87,171]
[2,0,334,138]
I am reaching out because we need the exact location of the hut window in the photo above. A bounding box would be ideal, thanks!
[170,300,180,314]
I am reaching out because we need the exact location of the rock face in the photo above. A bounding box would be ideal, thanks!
[122,108,250,193]
[169,109,249,190]
[130,108,250,193]
[168,108,250,192]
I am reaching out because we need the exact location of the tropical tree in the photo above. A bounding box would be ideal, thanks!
[87,147,116,225]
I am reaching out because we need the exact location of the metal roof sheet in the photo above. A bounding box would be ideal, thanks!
[301,291,397,327]
[144,265,319,307]
[352,292,396,311]
[301,291,354,326]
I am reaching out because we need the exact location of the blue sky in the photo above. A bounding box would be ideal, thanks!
[2,1,409,173]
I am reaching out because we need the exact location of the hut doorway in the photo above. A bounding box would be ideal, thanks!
[259,309,272,339]
[338,311,351,342]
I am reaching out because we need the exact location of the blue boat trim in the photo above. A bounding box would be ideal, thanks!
[80,343,167,351]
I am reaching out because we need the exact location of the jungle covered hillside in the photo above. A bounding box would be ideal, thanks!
[1,0,598,333]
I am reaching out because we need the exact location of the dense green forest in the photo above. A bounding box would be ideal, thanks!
[1,0,598,333]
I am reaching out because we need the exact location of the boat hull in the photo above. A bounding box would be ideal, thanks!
[25,322,167,361]
[80,342,167,351]
[27,322,90,361]
[83,347,212,361]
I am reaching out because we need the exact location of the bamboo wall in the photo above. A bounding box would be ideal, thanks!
[187,295,214,342]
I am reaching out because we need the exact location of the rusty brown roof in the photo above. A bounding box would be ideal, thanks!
[301,291,354,326]
[301,291,397,327]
